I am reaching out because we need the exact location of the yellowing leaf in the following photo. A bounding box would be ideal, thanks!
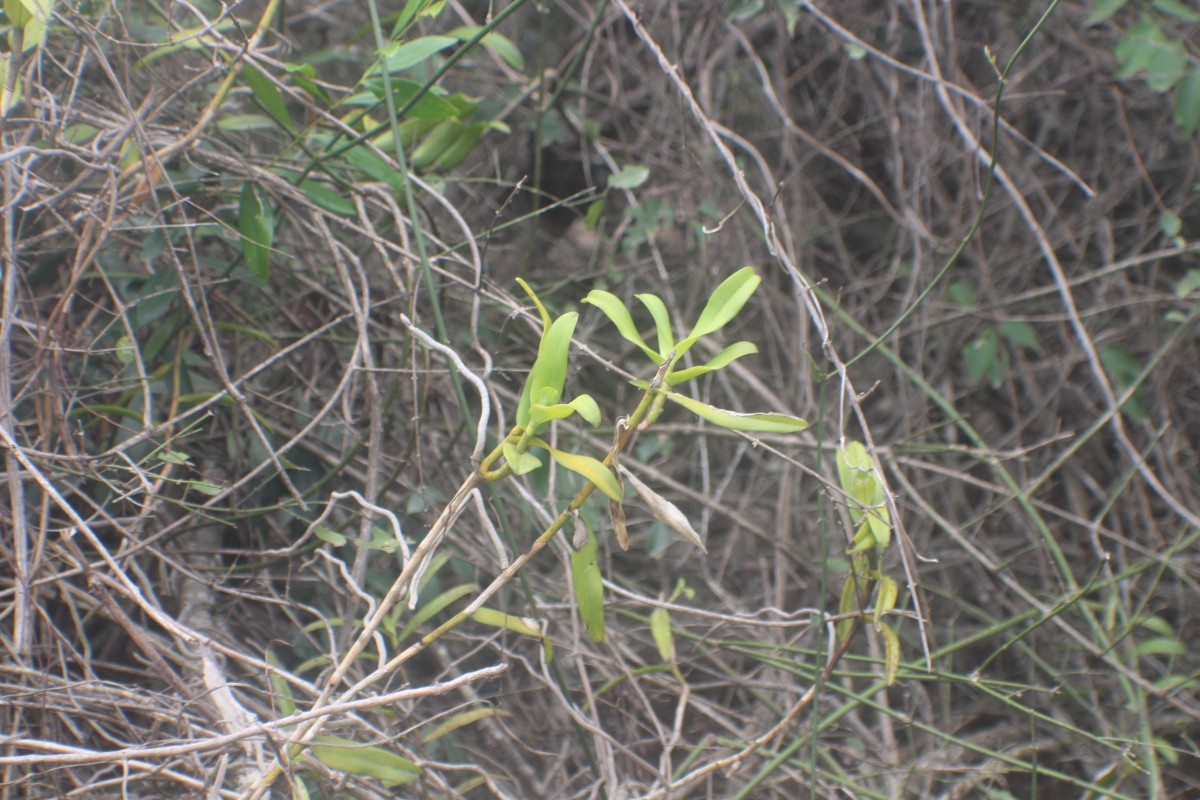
[618,464,705,552]
[537,444,623,501]
[655,389,807,433]
[471,607,553,661]
[880,623,901,687]
[609,499,629,551]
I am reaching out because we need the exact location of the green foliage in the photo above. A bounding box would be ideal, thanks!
[570,523,606,642]
[585,267,808,432]
[1090,0,1200,135]
[835,440,900,686]
[948,280,1043,389]
[309,736,422,787]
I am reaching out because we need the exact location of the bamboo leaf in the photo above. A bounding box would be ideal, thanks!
[238,183,273,283]
[242,63,296,132]
[397,583,479,641]
[310,736,422,787]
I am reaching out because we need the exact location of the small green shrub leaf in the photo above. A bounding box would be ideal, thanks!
[1086,0,1127,25]
[310,736,422,787]
[1153,0,1200,22]
[837,573,859,643]
[344,145,406,191]
[570,525,606,642]
[609,164,650,189]
[284,61,330,105]
[1171,65,1200,134]
[962,328,1001,387]
[1160,209,1183,238]
[999,320,1041,352]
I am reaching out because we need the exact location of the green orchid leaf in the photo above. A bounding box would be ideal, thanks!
[517,312,578,428]
[667,340,758,385]
[582,290,661,362]
[569,393,601,426]
[534,442,623,501]
[837,573,860,643]
[310,736,422,787]
[874,574,898,628]
[527,394,600,431]
[650,607,674,663]
[654,388,808,433]
[865,508,892,551]
[880,622,901,686]
[636,292,674,356]
[677,266,761,356]
[502,440,542,475]
[516,277,553,336]
[847,521,875,555]
[570,524,606,642]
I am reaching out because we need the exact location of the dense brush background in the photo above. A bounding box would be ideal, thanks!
[2,0,1199,797]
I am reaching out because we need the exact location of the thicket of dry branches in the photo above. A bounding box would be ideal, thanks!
[2,0,1198,797]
